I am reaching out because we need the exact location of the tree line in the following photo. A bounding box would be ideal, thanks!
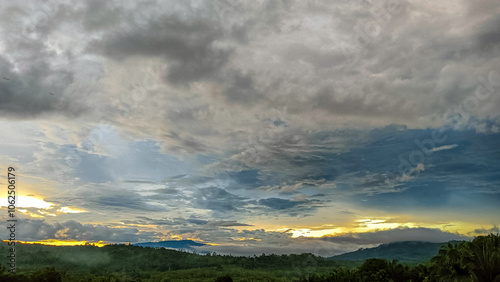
[0,233,498,281]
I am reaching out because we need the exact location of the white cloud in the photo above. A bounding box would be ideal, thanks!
[431,144,458,152]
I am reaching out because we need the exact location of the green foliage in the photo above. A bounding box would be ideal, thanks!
[430,233,500,282]
[29,267,62,282]
[214,274,233,281]
[0,267,62,282]
[0,234,498,281]
[358,258,389,281]
[329,241,449,264]
[291,235,500,282]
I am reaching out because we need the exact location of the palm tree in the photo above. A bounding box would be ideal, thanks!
[464,234,500,282]
[431,242,473,281]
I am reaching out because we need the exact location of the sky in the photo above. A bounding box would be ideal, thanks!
[0,0,499,256]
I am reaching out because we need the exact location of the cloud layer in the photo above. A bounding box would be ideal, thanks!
[0,0,499,255]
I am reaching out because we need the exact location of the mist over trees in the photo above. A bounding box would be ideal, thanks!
[1,234,498,281]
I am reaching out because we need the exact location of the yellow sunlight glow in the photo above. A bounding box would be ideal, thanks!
[288,218,419,238]
[290,228,342,238]
[237,237,262,241]
[356,219,404,231]
[57,207,88,214]
[3,239,107,247]
[1,196,54,209]
[17,209,44,218]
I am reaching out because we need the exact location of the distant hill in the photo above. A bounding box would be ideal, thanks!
[134,239,206,251]
[328,241,457,264]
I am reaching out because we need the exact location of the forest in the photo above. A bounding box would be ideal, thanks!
[0,234,498,281]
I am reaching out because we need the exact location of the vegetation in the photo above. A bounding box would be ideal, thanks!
[328,241,451,264]
[1,234,498,281]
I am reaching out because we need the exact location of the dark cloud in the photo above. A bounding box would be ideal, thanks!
[66,185,166,212]
[121,217,176,226]
[1,0,499,256]
[476,15,500,54]
[187,219,209,225]
[221,70,265,105]
[151,188,179,194]
[319,227,470,245]
[192,187,247,212]
[87,14,231,85]
[474,225,500,235]
[258,197,305,210]
[0,2,96,118]
[207,220,252,227]
[0,56,84,117]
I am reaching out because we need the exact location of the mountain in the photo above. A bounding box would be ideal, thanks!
[328,241,454,264]
[134,240,206,251]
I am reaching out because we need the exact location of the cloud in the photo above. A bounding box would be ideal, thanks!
[431,144,458,152]
[475,14,500,55]
[0,219,158,242]
[82,0,122,31]
[192,187,247,212]
[319,227,470,245]
[59,184,167,212]
[207,221,252,227]
[1,0,499,256]
[1,0,499,128]
[87,13,231,85]
[473,225,500,235]
[0,55,85,117]
[192,226,471,257]
[260,179,335,194]
[258,198,305,210]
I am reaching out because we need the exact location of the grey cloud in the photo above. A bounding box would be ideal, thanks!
[1,0,498,256]
[222,70,265,105]
[192,187,246,212]
[130,216,212,227]
[258,197,305,210]
[164,133,210,154]
[189,226,469,257]
[151,188,179,194]
[320,227,470,245]
[67,185,166,212]
[212,128,368,187]
[83,0,122,31]
[476,15,500,54]
[0,56,84,117]
[187,219,209,225]
[0,2,100,119]
[1,219,157,242]
[474,225,500,235]
[121,217,176,226]
[2,0,499,128]
[207,220,252,227]
[118,213,252,229]
[282,43,347,70]
[87,15,231,85]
